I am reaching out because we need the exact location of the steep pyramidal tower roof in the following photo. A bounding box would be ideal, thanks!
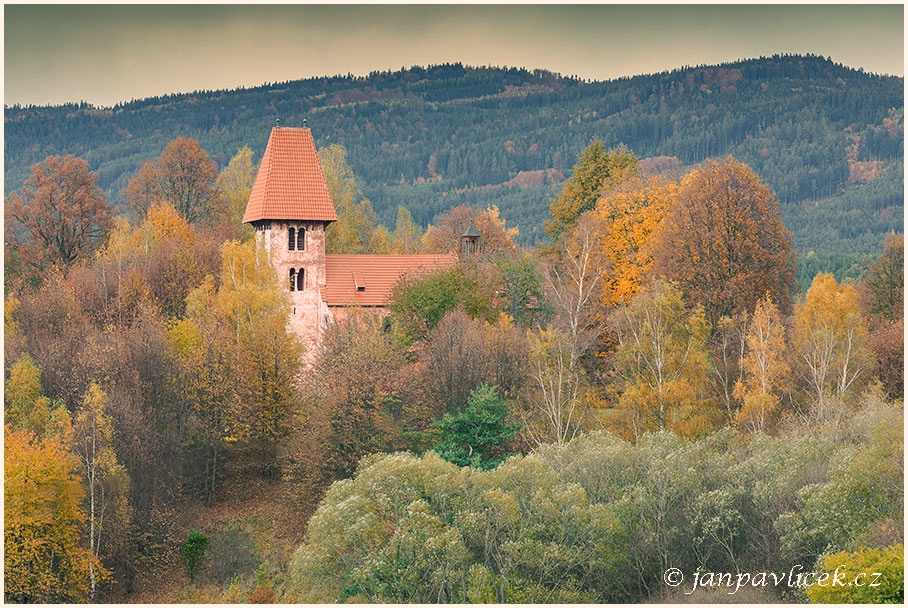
[242,127,338,223]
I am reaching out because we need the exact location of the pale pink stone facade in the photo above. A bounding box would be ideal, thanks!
[253,219,332,353]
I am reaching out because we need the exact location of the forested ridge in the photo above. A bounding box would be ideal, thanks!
[5,54,903,282]
[4,54,904,604]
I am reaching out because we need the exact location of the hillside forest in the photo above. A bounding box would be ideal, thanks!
[4,55,904,288]
[4,55,905,604]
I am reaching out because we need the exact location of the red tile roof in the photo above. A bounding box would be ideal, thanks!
[323,254,457,307]
[242,127,338,223]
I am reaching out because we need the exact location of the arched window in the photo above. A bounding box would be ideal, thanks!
[289,268,296,291]
[288,227,296,251]
[296,227,306,250]
[296,268,305,291]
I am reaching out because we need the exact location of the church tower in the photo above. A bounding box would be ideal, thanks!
[242,126,338,350]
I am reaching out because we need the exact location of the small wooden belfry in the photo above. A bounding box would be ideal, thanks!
[460,224,481,261]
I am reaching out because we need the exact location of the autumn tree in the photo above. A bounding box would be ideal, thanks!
[5,353,71,438]
[392,206,424,253]
[419,310,495,415]
[285,310,412,508]
[524,328,590,447]
[389,263,498,345]
[96,203,212,321]
[5,425,104,603]
[174,239,303,493]
[368,224,394,254]
[526,213,611,445]
[320,143,379,253]
[8,267,95,407]
[806,545,904,604]
[591,169,676,308]
[733,296,790,433]
[545,212,610,357]
[524,213,609,445]
[214,146,257,239]
[707,313,749,424]
[791,273,874,423]
[71,383,132,601]
[120,162,160,219]
[168,313,237,504]
[494,250,550,328]
[653,157,796,326]
[862,234,903,400]
[122,137,220,224]
[422,204,518,257]
[607,280,717,440]
[212,241,302,463]
[5,155,113,278]
[546,141,637,238]
[863,233,903,322]
[417,310,530,417]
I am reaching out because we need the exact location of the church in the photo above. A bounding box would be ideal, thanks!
[241,126,458,351]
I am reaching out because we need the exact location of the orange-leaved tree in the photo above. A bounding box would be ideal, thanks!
[122,137,219,224]
[422,204,518,257]
[5,155,113,279]
[591,169,677,308]
[653,157,796,327]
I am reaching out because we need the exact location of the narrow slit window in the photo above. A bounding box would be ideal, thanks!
[289,268,296,291]
[297,268,305,291]
[288,227,296,251]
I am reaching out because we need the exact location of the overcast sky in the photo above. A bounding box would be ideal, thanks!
[4,3,904,108]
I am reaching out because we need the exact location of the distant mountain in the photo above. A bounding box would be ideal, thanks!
[5,55,903,284]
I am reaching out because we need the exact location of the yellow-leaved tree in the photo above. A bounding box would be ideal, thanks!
[791,273,874,424]
[392,206,424,254]
[71,383,131,601]
[170,239,303,502]
[5,353,71,438]
[607,280,718,440]
[733,295,790,433]
[320,144,380,254]
[214,146,257,240]
[5,425,103,603]
[96,202,208,320]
